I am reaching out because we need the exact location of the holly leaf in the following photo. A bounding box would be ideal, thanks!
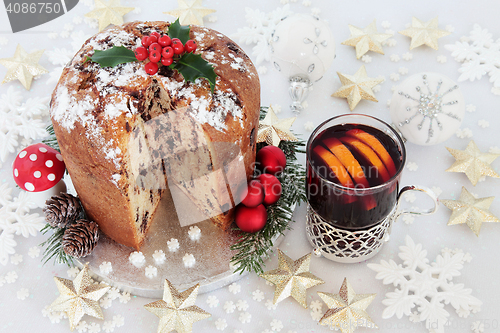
[172,53,217,93]
[168,18,190,43]
[85,46,136,67]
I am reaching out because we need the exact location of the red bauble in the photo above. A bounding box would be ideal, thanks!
[240,180,265,208]
[256,173,282,206]
[235,204,267,233]
[256,146,286,176]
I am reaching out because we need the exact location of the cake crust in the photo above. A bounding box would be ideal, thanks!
[50,21,260,249]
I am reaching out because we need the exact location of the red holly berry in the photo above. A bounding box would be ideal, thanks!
[171,38,184,54]
[148,43,161,62]
[145,62,158,75]
[148,35,158,45]
[162,46,174,59]
[184,39,197,53]
[149,51,161,63]
[148,42,161,54]
[141,36,151,47]
[158,35,172,47]
[134,46,148,61]
[150,32,161,40]
[161,57,173,66]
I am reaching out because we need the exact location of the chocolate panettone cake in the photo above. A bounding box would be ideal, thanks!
[49,21,260,249]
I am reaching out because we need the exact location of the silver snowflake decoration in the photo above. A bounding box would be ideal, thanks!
[0,184,46,265]
[397,74,461,144]
[368,235,482,333]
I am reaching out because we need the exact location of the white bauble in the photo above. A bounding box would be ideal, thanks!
[270,13,336,83]
[390,72,465,146]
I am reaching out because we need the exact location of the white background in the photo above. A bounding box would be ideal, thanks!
[0,0,499,332]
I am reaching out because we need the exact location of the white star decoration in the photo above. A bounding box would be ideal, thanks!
[84,0,134,32]
[256,108,298,147]
[164,0,216,26]
[399,17,450,50]
[49,265,110,330]
[144,279,211,333]
[331,65,383,111]
[342,20,392,59]
[0,44,48,90]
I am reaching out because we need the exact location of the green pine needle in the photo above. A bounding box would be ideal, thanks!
[40,223,74,267]
[42,124,60,153]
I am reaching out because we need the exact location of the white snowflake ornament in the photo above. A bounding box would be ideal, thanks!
[390,72,465,145]
[445,24,500,90]
[0,87,48,165]
[0,184,46,265]
[368,235,482,333]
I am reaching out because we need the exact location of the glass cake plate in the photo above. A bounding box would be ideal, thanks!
[78,187,292,298]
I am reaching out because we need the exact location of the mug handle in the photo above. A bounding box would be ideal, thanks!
[395,185,439,219]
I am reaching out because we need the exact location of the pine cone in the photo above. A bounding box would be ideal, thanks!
[62,219,100,258]
[43,193,82,228]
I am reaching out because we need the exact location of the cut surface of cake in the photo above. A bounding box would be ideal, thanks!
[49,21,260,249]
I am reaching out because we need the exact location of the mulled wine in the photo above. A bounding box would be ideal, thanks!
[306,123,404,230]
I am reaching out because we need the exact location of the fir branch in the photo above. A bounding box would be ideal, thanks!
[42,124,60,153]
[230,107,307,274]
[40,223,74,267]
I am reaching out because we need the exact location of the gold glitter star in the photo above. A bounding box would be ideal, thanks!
[259,249,324,308]
[446,140,499,186]
[341,20,392,59]
[399,17,450,50]
[49,264,110,331]
[441,187,499,236]
[164,0,216,26]
[0,44,48,90]
[84,0,134,32]
[144,279,211,333]
[331,65,383,111]
[317,278,377,333]
[257,107,298,147]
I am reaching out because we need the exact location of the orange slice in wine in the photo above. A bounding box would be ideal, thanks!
[312,145,354,188]
[346,129,397,176]
[322,137,370,188]
[339,136,391,183]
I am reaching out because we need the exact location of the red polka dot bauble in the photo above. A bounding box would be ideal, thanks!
[240,180,265,208]
[256,146,286,176]
[235,204,267,233]
[12,143,65,192]
[256,173,282,206]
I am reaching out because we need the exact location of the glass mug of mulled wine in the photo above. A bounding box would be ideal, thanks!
[305,114,438,263]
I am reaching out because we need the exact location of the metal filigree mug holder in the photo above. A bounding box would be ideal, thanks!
[306,186,438,263]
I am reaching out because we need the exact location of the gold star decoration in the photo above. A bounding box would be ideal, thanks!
[48,264,110,331]
[0,44,48,90]
[441,187,500,236]
[259,249,324,308]
[331,65,383,111]
[399,17,451,50]
[317,278,377,333]
[84,0,134,32]
[144,279,211,333]
[341,20,392,59]
[446,140,500,186]
[164,0,216,26]
[256,106,298,147]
